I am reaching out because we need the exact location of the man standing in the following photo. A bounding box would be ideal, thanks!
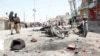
[14,13,20,33]
[9,11,15,35]
[77,15,88,37]
[82,15,88,37]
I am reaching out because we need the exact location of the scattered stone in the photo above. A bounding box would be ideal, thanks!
[3,54,7,56]
[67,44,76,50]
[59,50,65,54]
[31,38,37,42]
[98,47,100,49]
[14,50,19,52]
[74,51,78,54]
[49,39,54,42]
[82,48,86,52]
[75,39,79,42]
[76,38,79,41]
[36,50,41,53]
[25,51,29,53]
[96,40,98,42]
[28,35,32,36]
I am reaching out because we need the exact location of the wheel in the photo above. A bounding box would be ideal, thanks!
[51,26,65,39]
[82,23,88,37]
[83,28,87,37]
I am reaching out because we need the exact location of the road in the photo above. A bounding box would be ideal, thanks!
[0,27,100,56]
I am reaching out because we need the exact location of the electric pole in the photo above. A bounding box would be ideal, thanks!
[33,0,36,23]
[23,10,25,23]
[68,0,73,16]
[73,0,77,17]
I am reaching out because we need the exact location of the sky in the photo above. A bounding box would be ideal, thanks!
[0,0,81,23]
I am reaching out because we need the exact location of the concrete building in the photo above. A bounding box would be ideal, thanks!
[78,0,88,17]
[0,17,9,30]
[79,0,100,21]
[48,14,70,26]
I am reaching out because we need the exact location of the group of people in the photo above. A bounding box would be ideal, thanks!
[9,11,20,35]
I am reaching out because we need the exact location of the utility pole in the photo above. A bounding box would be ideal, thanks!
[72,0,77,17]
[68,0,73,16]
[68,0,77,27]
[23,11,25,23]
[33,0,36,23]
[46,14,48,21]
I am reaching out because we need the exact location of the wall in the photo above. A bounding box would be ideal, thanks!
[0,20,4,30]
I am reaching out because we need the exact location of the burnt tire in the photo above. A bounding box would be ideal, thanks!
[10,39,25,50]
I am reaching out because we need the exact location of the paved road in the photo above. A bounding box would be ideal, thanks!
[0,28,36,39]
[0,27,100,56]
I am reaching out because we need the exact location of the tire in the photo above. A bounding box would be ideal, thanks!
[51,26,65,39]
[83,28,87,37]
[83,24,88,37]
[10,39,25,50]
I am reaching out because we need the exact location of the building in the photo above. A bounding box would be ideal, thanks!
[48,13,70,26]
[0,17,9,30]
[88,0,100,21]
[78,0,88,17]
[79,0,100,21]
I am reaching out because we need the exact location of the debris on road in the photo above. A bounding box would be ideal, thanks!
[96,40,98,42]
[35,49,42,53]
[10,39,25,50]
[67,44,76,50]
[3,54,7,56]
[3,27,100,56]
[49,39,54,42]
[74,51,79,54]
[28,35,32,36]
[81,48,86,53]
[98,47,100,49]
[31,38,37,42]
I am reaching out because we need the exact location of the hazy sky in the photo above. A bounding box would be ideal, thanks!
[0,0,81,22]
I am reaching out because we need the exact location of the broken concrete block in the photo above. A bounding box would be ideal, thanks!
[31,38,37,42]
[67,44,76,50]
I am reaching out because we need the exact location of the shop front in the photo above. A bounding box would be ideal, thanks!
[88,2,100,21]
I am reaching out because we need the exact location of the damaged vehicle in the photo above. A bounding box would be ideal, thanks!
[44,25,70,39]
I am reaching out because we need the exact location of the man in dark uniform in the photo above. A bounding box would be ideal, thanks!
[9,11,15,35]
